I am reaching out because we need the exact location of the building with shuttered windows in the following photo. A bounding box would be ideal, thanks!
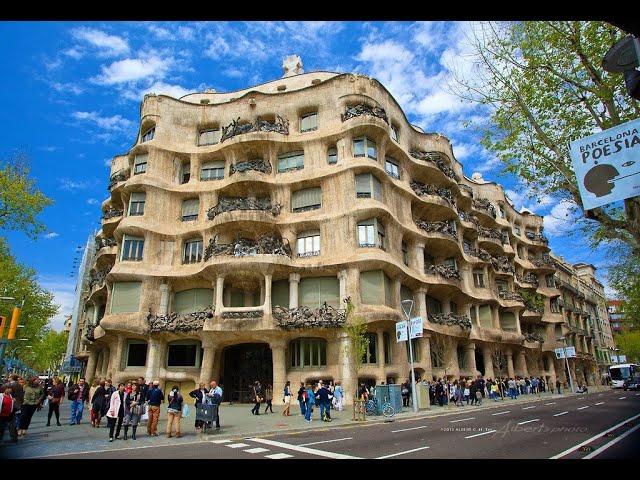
[74,56,605,403]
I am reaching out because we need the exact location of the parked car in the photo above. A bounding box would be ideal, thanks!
[623,375,640,391]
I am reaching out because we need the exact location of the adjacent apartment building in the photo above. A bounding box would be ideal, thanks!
[70,57,613,403]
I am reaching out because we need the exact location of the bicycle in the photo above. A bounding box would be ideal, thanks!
[365,396,395,418]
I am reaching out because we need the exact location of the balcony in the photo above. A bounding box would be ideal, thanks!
[415,219,457,239]
[147,307,214,333]
[516,272,539,287]
[409,150,459,181]
[273,303,347,330]
[207,196,282,220]
[341,103,389,124]
[203,234,292,261]
[528,256,555,269]
[490,255,515,275]
[458,184,473,198]
[229,158,272,175]
[458,210,480,227]
[525,231,549,244]
[497,290,524,302]
[88,266,112,290]
[524,332,545,343]
[410,181,456,208]
[478,226,503,242]
[95,237,117,250]
[425,264,461,281]
[428,313,472,330]
[101,207,123,221]
[220,310,264,319]
[472,198,497,219]
[523,302,544,315]
[220,115,289,142]
[464,244,492,262]
[108,169,130,191]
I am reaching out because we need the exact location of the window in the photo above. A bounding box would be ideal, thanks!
[173,288,213,314]
[277,151,304,173]
[362,333,377,364]
[501,231,510,245]
[390,124,399,142]
[353,136,377,159]
[198,128,221,146]
[181,198,199,222]
[297,230,320,257]
[133,154,148,175]
[141,127,154,143]
[498,205,505,218]
[291,187,322,212]
[424,253,435,268]
[200,160,225,181]
[406,338,420,362]
[358,218,385,249]
[385,157,400,179]
[300,112,318,132]
[457,346,467,369]
[402,242,409,266]
[426,296,442,315]
[180,162,190,184]
[550,298,561,313]
[128,192,145,216]
[384,332,392,365]
[546,274,556,288]
[298,277,340,308]
[514,226,521,236]
[463,239,473,253]
[121,235,144,261]
[360,270,393,306]
[327,146,338,164]
[183,238,203,264]
[110,281,142,314]
[126,341,147,367]
[473,269,485,288]
[444,257,458,271]
[167,341,201,368]
[290,338,326,368]
[496,280,508,292]
[355,173,382,200]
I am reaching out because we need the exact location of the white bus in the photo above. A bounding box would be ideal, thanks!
[609,363,638,388]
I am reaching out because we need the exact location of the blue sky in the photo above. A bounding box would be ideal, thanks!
[0,21,613,330]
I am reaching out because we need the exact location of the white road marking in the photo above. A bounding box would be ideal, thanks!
[210,439,232,444]
[450,417,475,423]
[595,402,605,405]
[636,393,640,396]
[618,396,627,400]
[492,411,510,416]
[577,406,590,410]
[245,447,270,454]
[553,411,568,417]
[550,412,640,459]
[545,402,556,405]
[522,406,536,410]
[583,423,640,459]
[248,437,361,459]
[517,419,540,425]
[299,437,353,446]
[265,453,294,459]
[392,425,429,433]
[33,439,211,459]
[465,430,496,439]
[226,443,251,448]
[376,446,430,459]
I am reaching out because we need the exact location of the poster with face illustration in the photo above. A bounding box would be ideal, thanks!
[570,117,640,210]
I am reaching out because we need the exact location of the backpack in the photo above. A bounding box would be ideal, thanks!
[0,394,13,417]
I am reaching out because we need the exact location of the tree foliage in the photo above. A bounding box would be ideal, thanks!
[608,243,640,326]
[0,153,53,239]
[342,297,369,379]
[615,328,640,364]
[449,21,640,250]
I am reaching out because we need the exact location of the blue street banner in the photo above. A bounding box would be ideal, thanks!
[570,117,640,210]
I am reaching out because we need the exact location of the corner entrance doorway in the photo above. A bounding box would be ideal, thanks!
[220,343,272,403]
[475,350,485,376]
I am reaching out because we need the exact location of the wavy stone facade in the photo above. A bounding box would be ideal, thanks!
[74,66,604,404]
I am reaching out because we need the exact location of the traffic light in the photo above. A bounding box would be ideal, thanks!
[0,316,6,338]
[7,307,21,340]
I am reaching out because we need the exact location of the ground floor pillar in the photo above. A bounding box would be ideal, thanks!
[85,349,98,382]
[271,339,286,395]
[482,345,495,379]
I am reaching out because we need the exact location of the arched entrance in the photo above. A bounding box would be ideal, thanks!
[475,350,485,376]
[220,343,272,403]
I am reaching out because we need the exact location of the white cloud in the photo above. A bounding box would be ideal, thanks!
[505,188,555,213]
[223,67,244,78]
[63,47,84,59]
[147,24,172,40]
[92,55,171,85]
[475,156,502,174]
[86,198,99,205]
[39,146,58,152]
[50,81,84,95]
[177,26,195,41]
[59,178,92,191]
[39,276,78,332]
[123,81,193,101]
[543,200,577,236]
[71,27,129,57]
[44,232,59,239]
[72,111,135,132]
[44,57,62,71]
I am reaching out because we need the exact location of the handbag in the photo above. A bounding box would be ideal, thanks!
[131,404,141,416]
[182,404,190,418]
[140,410,149,423]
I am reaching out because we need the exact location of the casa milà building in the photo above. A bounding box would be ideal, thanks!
[74,57,595,404]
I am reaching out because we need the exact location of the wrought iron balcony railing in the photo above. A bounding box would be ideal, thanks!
[221,310,264,319]
[464,244,492,262]
[472,198,497,218]
[497,290,524,302]
[410,181,456,207]
[415,219,457,239]
[516,272,539,286]
[147,307,213,333]
[102,207,123,220]
[458,210,480,227]
[425,264,461,280]
[207,196,282,220]
[229,158,273,175]
[428,313,473,330]
[203,234,291,261]
[220,115,289,142]
[528,256,555,268]
[273,303,347,330]
[340,103,389,124]
[95,237,117,250]
[478,226,503,241]
[524,303,545,314]
[524,332,545,343]
[88,266,112,290]
[84,323,96,341]
[409,150,459,181]
[490,255,515,274]
[108,169,129,191]
[297,250,320,258]
[525,231,549,243]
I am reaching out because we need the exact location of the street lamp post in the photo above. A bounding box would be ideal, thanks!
[557,336,575,394]
[401,299,418,413]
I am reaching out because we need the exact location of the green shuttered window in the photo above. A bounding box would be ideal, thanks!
[110,281,142,314]
[277,151,304,173]
[360,270,393,306]
[479,305,492,328]
[200,160,225,181]
[173,288,213,314]
[134,154,148,174]
[355,173,382,200]
[181,198,199,221]
[298,277,339,308]
[290,338,326,368]
[271,280,290,309]
[291,187,322,212]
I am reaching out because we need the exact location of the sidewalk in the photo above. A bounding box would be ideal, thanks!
[0,385,609,459]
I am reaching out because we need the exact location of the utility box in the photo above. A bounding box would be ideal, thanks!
[416,382,431,409]
[374,384,403,414]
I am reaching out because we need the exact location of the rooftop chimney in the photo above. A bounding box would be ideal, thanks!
[282,55,303,78]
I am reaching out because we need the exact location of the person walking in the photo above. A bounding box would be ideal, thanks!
[297,382,307,416]
[304,383,316,422]
[68,377,90,425]
[264,384,274,414]
[18,377,44,437]
[435,379,445,407]
[123,382,143,440]
[251,381,263,416]
[101,379,115,420]
[46,377,65,427]
[190,382,209,432]
[5,375,24,434]
[91,380,107,428]
[401,382,410,407]
[206,380,223,430]
[555,378,562,395]
[166,385,184,438]
[0,385,18,443]
[333,381,344,411]
[88,379,99,427]
[146,380,163,436]
[315,383,332,422]
[106,383,126,442]
[282,381,292,416]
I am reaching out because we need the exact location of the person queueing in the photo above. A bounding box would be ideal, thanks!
[0,385,17,443]
[251,381,263,416]
[46,377,65,427]
[146,380,164,437]
[304,382,316,423]
[91,380,107,427]
[297,382,306,416]
[264,384,274,414]
[282,381,292,416]
[166,385,184,439]
[106,383,126,442]
[207,380,223,430]
[190,382,209,433]
[123,382,143,440]
[101,379,115,421]
[88,379,99,427]
[18,377,44,437]
[315,382,332,422]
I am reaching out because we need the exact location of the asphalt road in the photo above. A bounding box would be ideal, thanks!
[40,389,640,459]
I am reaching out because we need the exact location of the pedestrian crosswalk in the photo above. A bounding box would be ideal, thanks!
[209,437,320,459]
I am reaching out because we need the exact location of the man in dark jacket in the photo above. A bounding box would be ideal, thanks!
[146,381,163,436]
[137,377,149,403]
[68,377,90,425]
[315,383,332,421]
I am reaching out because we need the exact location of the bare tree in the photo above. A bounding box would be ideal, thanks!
[490,346,508,376]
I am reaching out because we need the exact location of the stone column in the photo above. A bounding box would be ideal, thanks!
[465,342,477,377]
[338,331,356,406]
[492,306,501,330]
[483,346,495,379]
[215,276,225,315]
[515,310,522,335]
[85,349,98,382]
[289,273,300,309]
[547,352,557,385]
[271,339,287,396]
[100,348,110,377]
[199,339,216,384]
[264,273,273,315]
[506,349,515,378]
[420,333,432,380]
[416,288,427,321]
[446,337,460,378]
[442,297,451,315]
[414,241,425,274]
[377,328,386,383]
[159,283,170,315]
[145,337,161,382]
[260,282,265,305]
[338,269,348,302]
[110,335,126,378]
[515,349,528,377]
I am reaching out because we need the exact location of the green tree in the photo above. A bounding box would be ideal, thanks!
[0,153,53,239]
[29,329,69,373]
[608,243,640,327]
[615,328,640,364]
[342,297,369,387]
[449,21,640,250]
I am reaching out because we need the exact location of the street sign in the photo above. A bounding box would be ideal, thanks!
[555,348,565,359]
[396,321,408,342]
[409,317,423,339]
[619,354,627,363]
[569,117,640,210]
[565,346,576,358]
[611,355,619,363]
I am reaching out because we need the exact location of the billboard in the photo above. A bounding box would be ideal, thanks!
[410,317,423,339]
[570,117,640,210]
[396,321,408,343]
